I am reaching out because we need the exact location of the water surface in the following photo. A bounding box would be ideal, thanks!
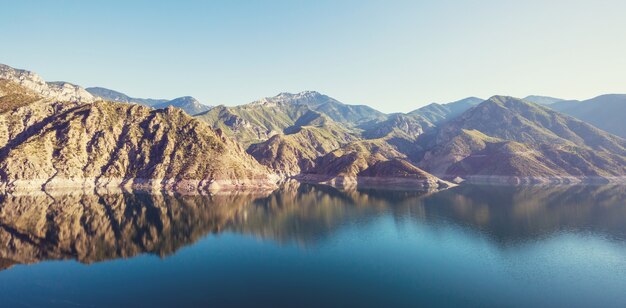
[1,184,625,307]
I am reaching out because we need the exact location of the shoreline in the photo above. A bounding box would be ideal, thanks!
[3,174,626,195]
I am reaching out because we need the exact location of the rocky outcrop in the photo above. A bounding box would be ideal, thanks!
[0,64,94,103]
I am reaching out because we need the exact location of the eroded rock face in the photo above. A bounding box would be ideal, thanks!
[0,64,273,192]
[0,100,277,192]
[247,113,359,177]
[0,64,95,103]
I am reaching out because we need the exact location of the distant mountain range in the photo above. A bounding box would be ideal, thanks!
[0,64,212,116]
[1,63,625,192]
[522,95,565,105]
[520,93,626,139]
[86,87,212,115]
[414,96,626,183]
[548,94,626,139]
[85,87,168,106]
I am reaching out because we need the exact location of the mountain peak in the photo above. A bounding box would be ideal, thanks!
[0,63,94,103]
[276,90,322,98]
[250,90,332,107]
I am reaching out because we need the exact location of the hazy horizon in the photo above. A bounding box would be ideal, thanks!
[2,0,625,112]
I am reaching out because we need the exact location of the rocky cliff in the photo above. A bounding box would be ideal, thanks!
[0,68,277,192]
[0,64,95,103]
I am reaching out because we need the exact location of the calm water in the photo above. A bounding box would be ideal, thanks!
[1,184,626,307]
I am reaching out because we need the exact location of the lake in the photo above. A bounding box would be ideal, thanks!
[0,183,625,307]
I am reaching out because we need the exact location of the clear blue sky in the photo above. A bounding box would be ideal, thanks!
[2,0,625,112]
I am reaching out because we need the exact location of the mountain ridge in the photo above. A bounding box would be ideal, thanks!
[548,94,626,138]
[86,87,212,115]
[415,96,626,183]
[2,63,626,191]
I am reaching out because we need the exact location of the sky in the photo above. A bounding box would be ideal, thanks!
[1,0,625,113]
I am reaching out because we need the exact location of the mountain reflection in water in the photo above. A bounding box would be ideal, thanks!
[1,183,626,269]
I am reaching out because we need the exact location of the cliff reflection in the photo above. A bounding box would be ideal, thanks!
[0,190,271,268]
[1,184,626,269]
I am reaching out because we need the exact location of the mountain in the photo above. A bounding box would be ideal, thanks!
[415,96,626,183]
[252,91,387,125]
[86,87,168,106]
[244,109,452,189]
[152,96,212,115]
[409,97,483,124]
[298,140,454,189]
[4,63,625,190]
[361,113,434,140]
[0,64,94,103]
[196,101,311,147]
[247,111,360,176]
[0,79,41,113]
[548,94,626,139]
[523,95,564,105]
[195,91,384,147]
[0,65,276,192]
[86,87,211,115]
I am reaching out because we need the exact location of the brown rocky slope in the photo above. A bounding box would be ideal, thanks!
[0,79,277,192]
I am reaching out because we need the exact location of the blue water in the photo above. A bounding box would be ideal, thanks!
[0,184,625,307]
